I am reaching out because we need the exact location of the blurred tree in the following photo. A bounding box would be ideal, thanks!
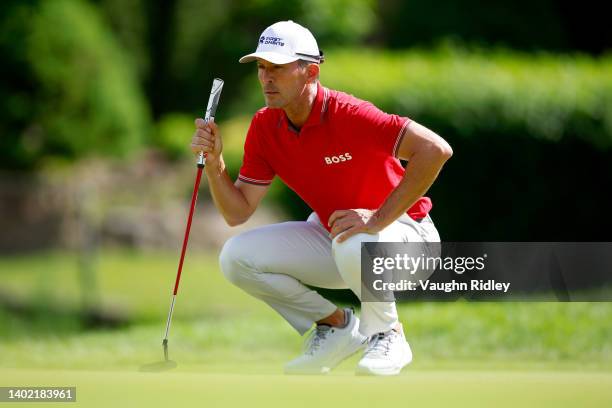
[96,0,378,119]
[154,113,195,159]
[3,0,609,169]
[0,0,150,170]
[299,0,377,46]
[94,0,610,122]
[93,0,150,80]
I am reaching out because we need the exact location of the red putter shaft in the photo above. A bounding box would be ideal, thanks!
[172,165,203,295]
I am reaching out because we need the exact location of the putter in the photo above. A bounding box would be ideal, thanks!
[162,77,224,360]
[140,78,224,372]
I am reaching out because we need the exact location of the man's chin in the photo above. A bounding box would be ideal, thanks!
[264,96,284,109]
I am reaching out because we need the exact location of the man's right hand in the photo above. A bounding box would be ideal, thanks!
[191,118,223,165]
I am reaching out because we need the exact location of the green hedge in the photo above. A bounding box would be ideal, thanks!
[230,47,612,240]
[324,46,612,148]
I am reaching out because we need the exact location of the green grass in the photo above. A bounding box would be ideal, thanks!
[2,368,611,408]
[0,249,255,321]
[1,250,611,407]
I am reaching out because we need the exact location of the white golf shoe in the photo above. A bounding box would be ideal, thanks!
[355,324,412,376]
[284,308,367,375]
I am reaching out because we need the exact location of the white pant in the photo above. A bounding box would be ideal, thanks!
[219,212,440,337]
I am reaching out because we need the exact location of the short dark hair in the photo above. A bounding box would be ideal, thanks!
[297,59,314,67]
[297,59,320,80]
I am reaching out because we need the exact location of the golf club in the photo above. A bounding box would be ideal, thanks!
[140,78,224,372]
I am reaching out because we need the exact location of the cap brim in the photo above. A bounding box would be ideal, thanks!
[239,51,299,64]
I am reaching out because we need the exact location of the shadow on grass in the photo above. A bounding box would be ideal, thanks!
[0,289,131,339]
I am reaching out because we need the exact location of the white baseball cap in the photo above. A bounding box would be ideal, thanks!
[239,20,324,65]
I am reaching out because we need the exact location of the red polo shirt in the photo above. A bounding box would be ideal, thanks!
[238,82,432,231]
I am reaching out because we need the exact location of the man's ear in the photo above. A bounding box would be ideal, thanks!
[307,63,320,83]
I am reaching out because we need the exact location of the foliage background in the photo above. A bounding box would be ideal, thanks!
[0,3,610,401]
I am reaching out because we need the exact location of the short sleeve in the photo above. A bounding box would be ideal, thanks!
[355,103,411,158]
[238,114,275,185]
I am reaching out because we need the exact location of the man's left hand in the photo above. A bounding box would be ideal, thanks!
[328,209,383,243]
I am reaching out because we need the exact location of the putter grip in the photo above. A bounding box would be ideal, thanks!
[198,78,224,168]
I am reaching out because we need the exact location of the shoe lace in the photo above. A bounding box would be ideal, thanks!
[303,325,331,355]
[364,331,396,358]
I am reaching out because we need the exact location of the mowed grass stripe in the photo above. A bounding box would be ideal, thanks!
[1,368,611,408]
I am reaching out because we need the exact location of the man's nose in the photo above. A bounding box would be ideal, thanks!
[261,68,274,82]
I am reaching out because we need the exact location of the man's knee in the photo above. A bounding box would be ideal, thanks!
[332,233,379,282]
[219,235,252,286]
[331,232,376,262]
[331,233,376,295]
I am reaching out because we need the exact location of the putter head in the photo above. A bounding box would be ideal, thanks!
[138,339,177,372]
[162,338,169,361]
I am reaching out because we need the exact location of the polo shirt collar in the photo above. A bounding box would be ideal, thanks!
[280,82,327,132]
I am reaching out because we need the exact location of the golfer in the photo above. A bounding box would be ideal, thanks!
[191,20,452,375]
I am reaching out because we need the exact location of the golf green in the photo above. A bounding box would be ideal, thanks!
[2,367,611,407]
